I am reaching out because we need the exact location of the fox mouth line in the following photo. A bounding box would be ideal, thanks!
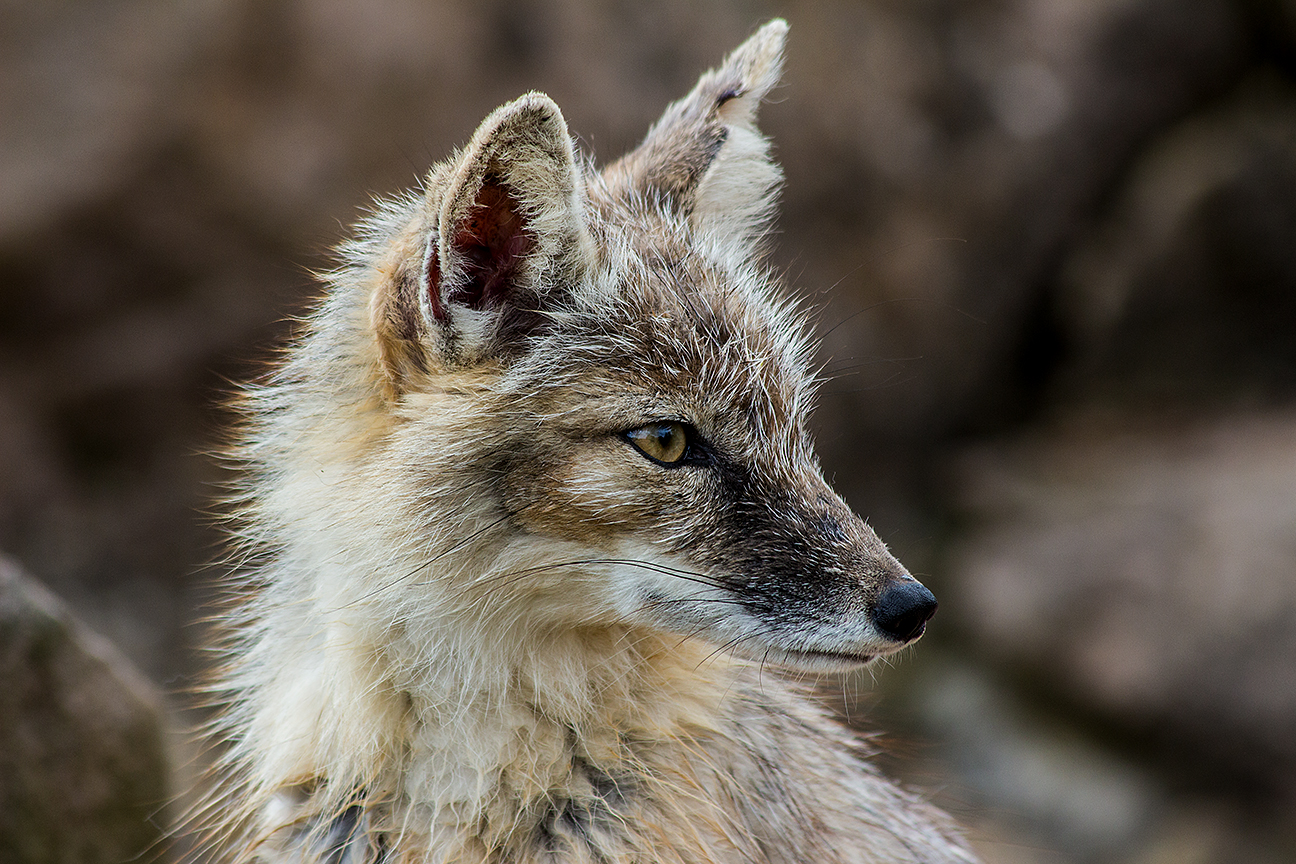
[773,646,877,668]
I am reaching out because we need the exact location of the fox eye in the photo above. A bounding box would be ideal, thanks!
[624,422,689,465]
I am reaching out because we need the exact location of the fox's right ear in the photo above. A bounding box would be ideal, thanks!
[372,93,593,385]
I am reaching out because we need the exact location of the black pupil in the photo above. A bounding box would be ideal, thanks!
[629,423,687,463]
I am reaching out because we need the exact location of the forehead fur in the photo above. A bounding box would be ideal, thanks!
[502,195,818,450]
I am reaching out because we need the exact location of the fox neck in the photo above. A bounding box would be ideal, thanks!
[395,621,734,813]
[247,536,737,825]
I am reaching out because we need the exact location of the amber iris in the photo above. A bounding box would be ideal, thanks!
[625,422,688,464]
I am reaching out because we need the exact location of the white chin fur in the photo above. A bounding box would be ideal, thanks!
[723,642,879,674]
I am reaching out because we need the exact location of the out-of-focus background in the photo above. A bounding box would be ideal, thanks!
[2,0,1294,861]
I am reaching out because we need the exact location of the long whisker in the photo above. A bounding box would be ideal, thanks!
[587,558,729,589]
[454,557,729,599]
[820,369,918,396]
[818,289,982,341]
[820,355,923,380]
[347,513,514,606]
[643,594,745,608]
[695,633,752,670]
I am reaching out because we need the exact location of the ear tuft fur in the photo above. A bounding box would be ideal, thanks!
[604,19,787,253]
[711,18,786,128]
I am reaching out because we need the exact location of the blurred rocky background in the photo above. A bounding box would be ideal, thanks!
[0,556,169,862]
[1,0,1294,861]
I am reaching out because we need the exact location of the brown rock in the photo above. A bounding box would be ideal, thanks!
[1056,75,1296,409]
[948,411,1296,792]
[0,556,170,863]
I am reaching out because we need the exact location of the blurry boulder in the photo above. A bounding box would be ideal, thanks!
[0,555,170,863]
[0,0,211,247]
[909,656,1159,861]
[939,71,1296,833]
[947,411,1296,804]
[793,0,1250,462]
[1056,74,1296,409]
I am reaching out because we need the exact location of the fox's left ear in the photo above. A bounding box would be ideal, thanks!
[373,92,593,382]
[604,19,787,255]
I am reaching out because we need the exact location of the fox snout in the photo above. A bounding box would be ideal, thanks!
[872,579,938,643]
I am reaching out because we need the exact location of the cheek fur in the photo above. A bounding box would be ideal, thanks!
[502,440,692,544]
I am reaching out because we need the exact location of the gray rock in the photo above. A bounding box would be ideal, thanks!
[1056,75,1296,409]
[0,556,170,864]
[795,0,1250,453]
[948,411,1296,792]
[0,0,211,246]
[910,655,1158,861]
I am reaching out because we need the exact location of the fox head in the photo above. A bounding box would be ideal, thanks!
[277,19,936,679]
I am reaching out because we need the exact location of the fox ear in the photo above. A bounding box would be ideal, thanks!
[374,93,592,380]
[605,19,786,254]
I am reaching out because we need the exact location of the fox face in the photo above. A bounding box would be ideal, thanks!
[319,20,936,681]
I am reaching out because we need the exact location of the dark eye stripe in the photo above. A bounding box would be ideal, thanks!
[625,422,688,465]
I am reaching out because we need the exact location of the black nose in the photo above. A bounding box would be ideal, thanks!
[872,581,938,643]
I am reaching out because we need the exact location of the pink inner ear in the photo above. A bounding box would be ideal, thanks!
[434,180,533,315]
[425,249,446,322]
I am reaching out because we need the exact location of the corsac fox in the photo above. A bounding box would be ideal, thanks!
[203,19,979,864]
